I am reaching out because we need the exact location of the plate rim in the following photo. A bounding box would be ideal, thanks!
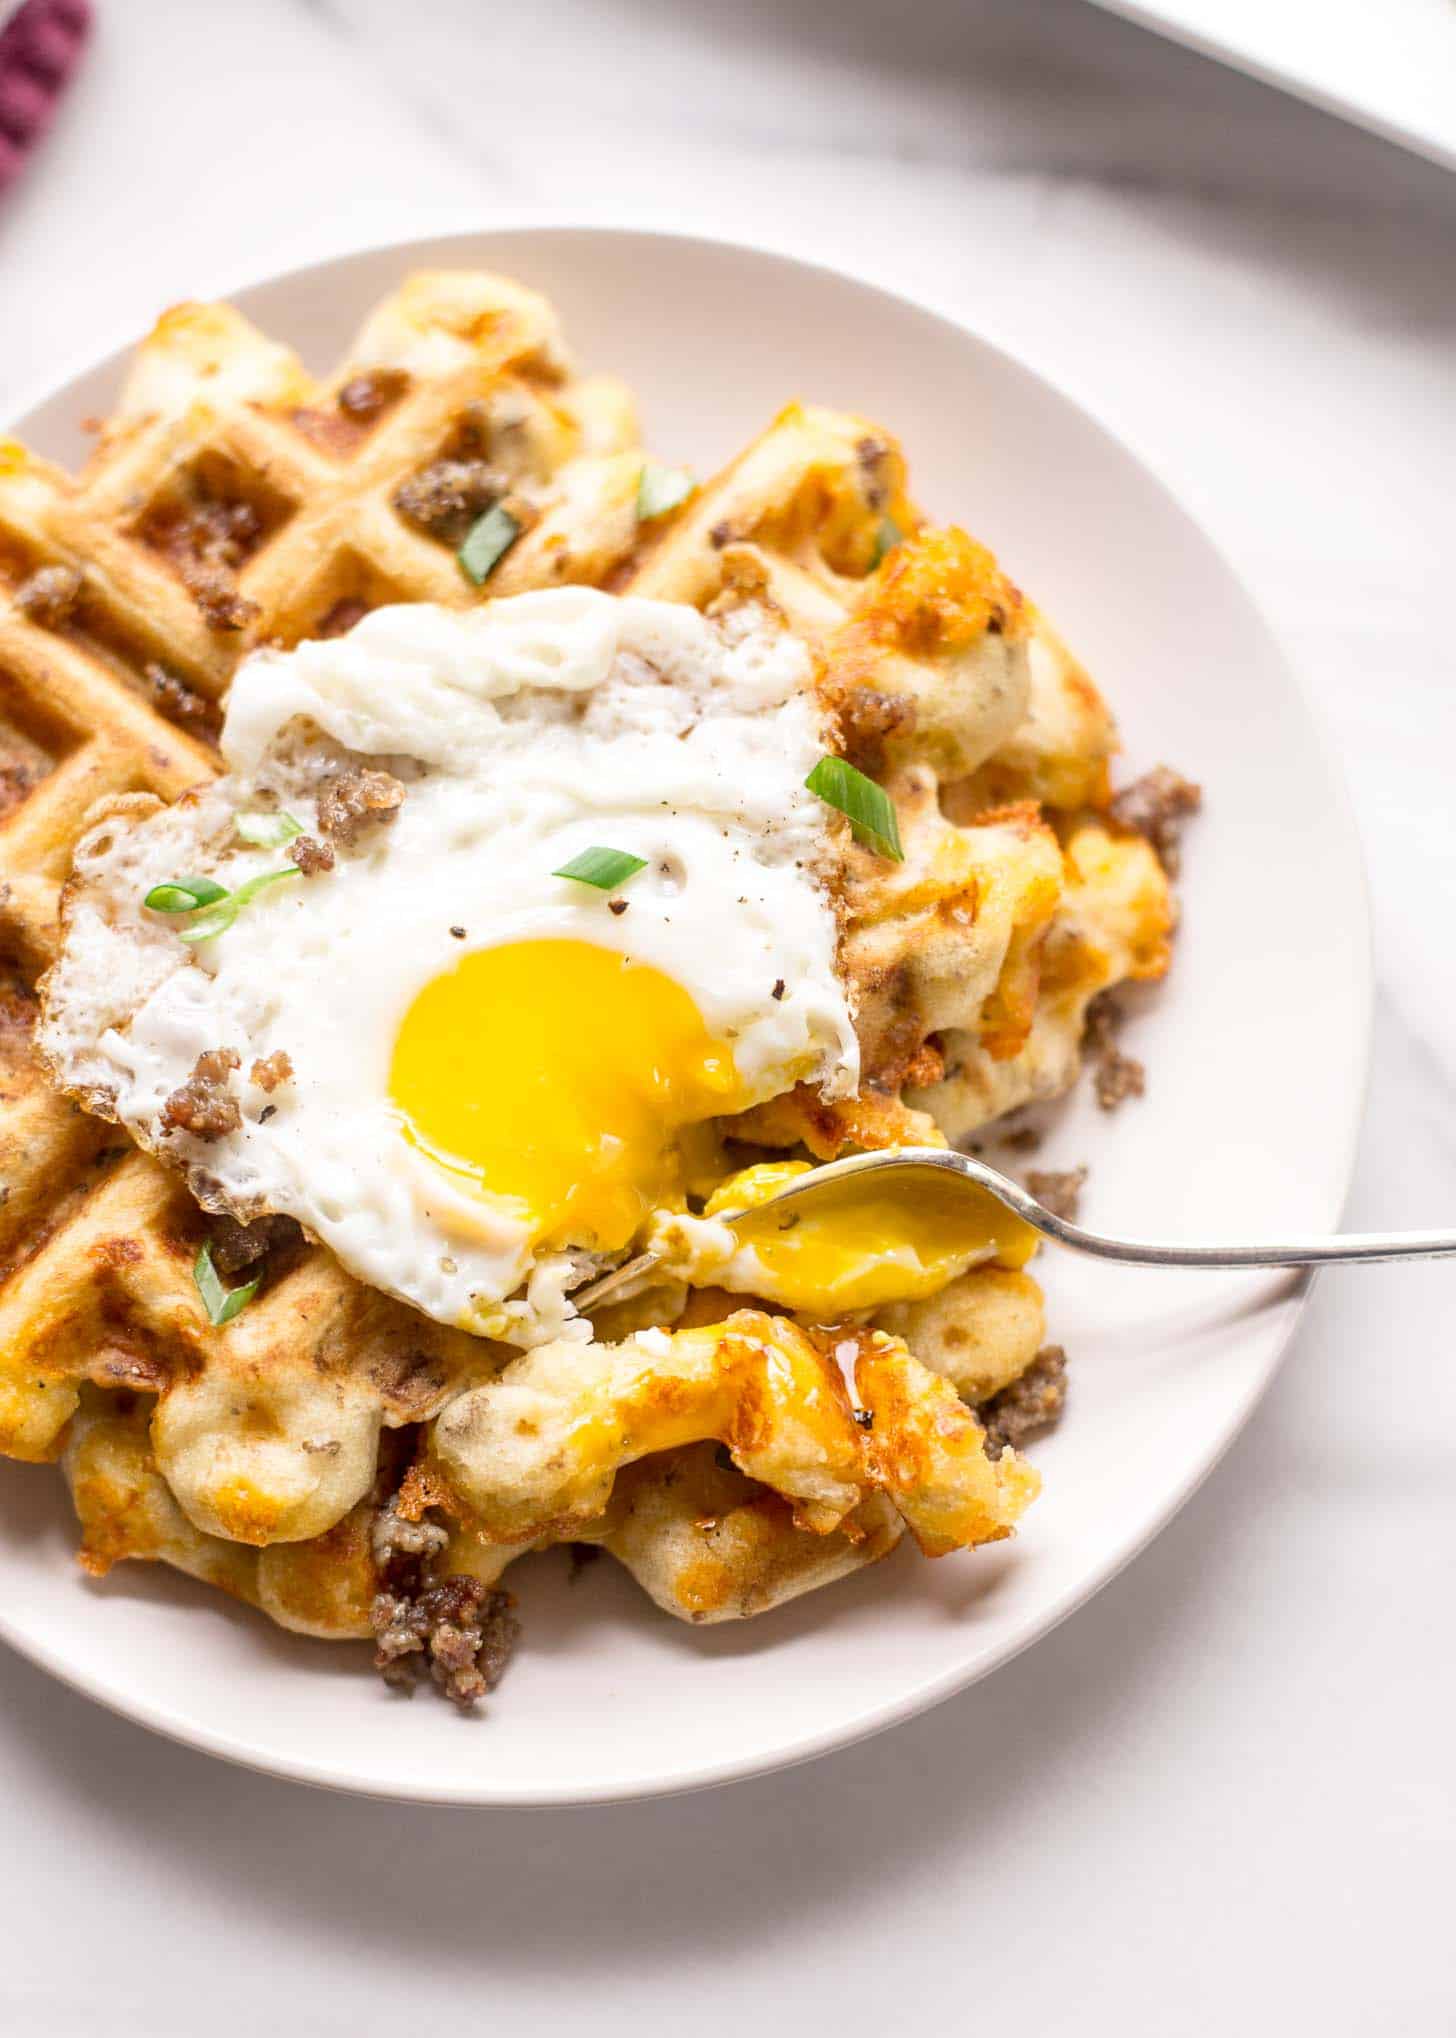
[0,219,1374,1806]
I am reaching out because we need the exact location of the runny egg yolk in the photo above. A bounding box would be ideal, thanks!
[390,939,741,1254]
[705,1160,1038,1313]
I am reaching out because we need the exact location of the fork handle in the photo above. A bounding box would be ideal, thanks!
[923,1151,1456,1269]
[1020,1213,1456,1269]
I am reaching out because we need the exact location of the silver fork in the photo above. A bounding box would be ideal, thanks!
[571,1144,1456,1311]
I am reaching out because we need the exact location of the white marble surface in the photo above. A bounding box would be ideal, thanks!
[2,1,1454,2031]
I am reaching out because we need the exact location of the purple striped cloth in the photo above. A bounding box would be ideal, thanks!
[0,0,91,195]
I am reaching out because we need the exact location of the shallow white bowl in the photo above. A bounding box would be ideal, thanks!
[0,226,1370,1805]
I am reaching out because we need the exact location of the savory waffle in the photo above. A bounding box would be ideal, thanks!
[0,270,641,1556]
[618,400,1174,1160]
[0,272,655,1668]
[0,279,1187,1705]
[0,271,642,967]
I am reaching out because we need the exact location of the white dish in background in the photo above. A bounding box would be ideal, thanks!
[0,226,1370,1805]
[1088,0,1456,174]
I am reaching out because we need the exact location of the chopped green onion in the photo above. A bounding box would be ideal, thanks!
[552,846,649,891]
[231,867,302,908]
[636,464,695,522]
[805,755,904,861]
[193,1239,260,1327]
[178,867,300,945]
[458,504,521,585]
[869,515,904,570]
[144,876,228,914]
[175,902,236,944]
[236,810,304,849]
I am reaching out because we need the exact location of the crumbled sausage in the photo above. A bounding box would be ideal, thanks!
[855,434,892,510]
[290,833,335,876]
[314,595,370,640]
[0,759,40,820]
[1083,994,1116,1058]
[370,1496,519,1708]
[187,566,259,633]
[1095,1050,1145,1111]
[160,1048,241,1141]
[1024,1166,1087,1224]
[1109,766,1202,877]
[250,1050,293,1093]
[195,500,259,563]
[337,369,406,422]
[1084,991,1146,1113]
[143,498,262,631]
[393,458,508,546]
[140,661,221,738]
[292,370,408,453]
[979,1346,1067,1459]
[372,1577,518,1708]
[14,562,84,627]
[372,1497,449,1571]
[316,765,405,845]
[206,1211,303,1278]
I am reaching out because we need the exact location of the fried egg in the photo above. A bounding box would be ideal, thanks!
[39,590,860,1343]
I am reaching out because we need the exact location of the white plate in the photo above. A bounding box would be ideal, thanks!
[0,226,1370,1805]
[1087,0,1456,175]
